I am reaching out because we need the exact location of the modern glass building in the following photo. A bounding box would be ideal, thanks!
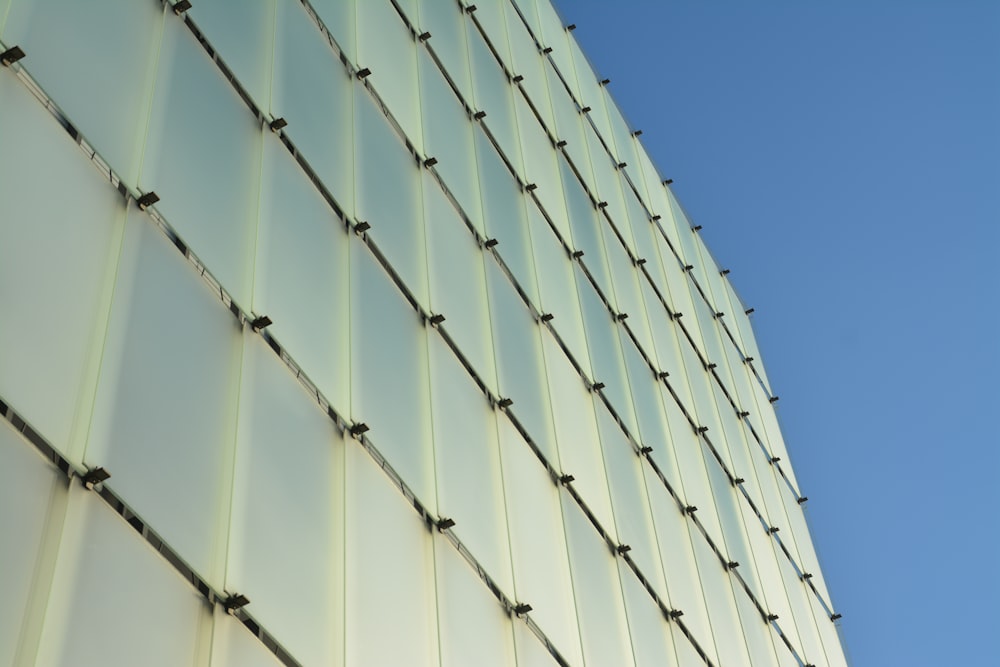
[0,0,847,665]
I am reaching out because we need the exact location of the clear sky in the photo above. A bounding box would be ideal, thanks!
[551,1,1000,665]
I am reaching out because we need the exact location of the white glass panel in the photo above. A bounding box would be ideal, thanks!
[475,130,539,303]
[3,0,163,181]
[617,559,679,667]
[560,157,615,303]
[810,584,849,667]
[345,442,439,667]
[429,335,513,594]
[596,404,667,598]
[690,522,752,667]
[354,91,429,306]
[435,538,518,667]
[0,422,66,667]
[272,0,355,218]
[542,334,614,535]
[562,502,635,667]
[513,620,559,667]
[86,219,242,585]
[516,97,569,241]
[227,338,344,667]
[485,260,557,462]
[566,37,612,141]
[140,16,262,305]
[604,231,655,357]
[527,204,589,374]
[309,0,357,66]
[419,49,482,231]
[468,35,522,174]
[417,0,474,104]
[350,248,435,507]
[0,76,126,461]
[209,609,284,667]
[777,543,825,666]
[504,5,553,133]
[733,582,783,667]
[643,464,719,666]
[357,0,423,151]
[496,416,583,667]
[35,488,207,667]
[189,0,274,106]
[548,73,589,176]
[424,178,496,390]
[533,0,578,102]
[254,138,350,413]
[577,279,638,437]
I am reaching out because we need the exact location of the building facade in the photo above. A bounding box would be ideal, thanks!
[0,0,846,665]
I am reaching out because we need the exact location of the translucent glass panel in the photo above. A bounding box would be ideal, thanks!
[435,539,518,667]
[417,0,474,105]
[424,180,496,389]
[354,90,429,306]
[0,76,126,461]
[496,416,583,666]
[643,464,720,666]
[189,0,274,106]
[527,205,590,374]
[140,16,262,305]
[227,339,344,667]
[309,0,357,67]
[596,404,667,598]
[272,0,355,218]
[419,48,483,235]
[86,218,242,585]
[34,487,208,667]
[2,0,163,181]
[428,334,513,593]
[350,248,435,505]
[254,138,350,412]
[542,335,615,535]
[0,422,66,667]
[562,502,635,667]
[485,259,558,462]
[345,441,439,667]
[475,130,539,302]
[467,30,521,172]
[517,97,570,241]
[504,2,554,133]
[356,0,423,151]
[617,562,681,667]
[533,0,579,102]
[209,610,285,667]
[560,158,614,301]
[690,534,753,667]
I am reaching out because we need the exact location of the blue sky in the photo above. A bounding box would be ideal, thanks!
[552,1,1000,664]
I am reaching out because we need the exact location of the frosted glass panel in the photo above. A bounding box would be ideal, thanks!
[209,609,284,667]
[309,0,357,66]
[354,91,428,306]
[424,165,495,390]
[35,488,207,667]
[350,248,435,507]
[485,260,557,461]
[189,0,274,105]
[596,404,667,597]
[254,139,350,413]
[517,96,569,240]
[435,540,517,667]
[418,0,473,103]
[3,0,163,181]
[227,339,344,667]
[0,76,126,460]
[357,0,423,150]
[429,335,513,593]
[140,16,262,305]
[504,1,554,132]
[496,416,583,667]
[617,560,680,667]
[86,219,242,585]
[690,535,751,667]
[345,443,438,667]
[272,0,355,218]
[475,131,538,303]
[513,620,559,667]
[419,49,482,229]
[0,422,65,667]
[559,157,614,303]
[562,502,635,667]
[468,25,522,170]
[542,334,614,535]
